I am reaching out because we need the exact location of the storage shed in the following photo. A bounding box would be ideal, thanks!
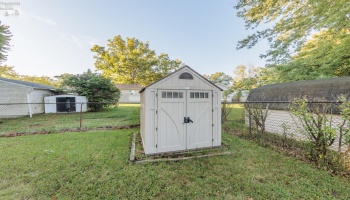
[140,66,222,154]
[44,95,88,113]
[0,77,55,118]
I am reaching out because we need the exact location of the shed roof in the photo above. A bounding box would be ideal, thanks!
[115,84,142,90]
[0,77,55,90]
[247,76,350,102]
[139,65,223,93]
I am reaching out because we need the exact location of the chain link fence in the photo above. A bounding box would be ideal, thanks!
[0,102,140,137]
[222,101,350,171]
[223,101,349,150]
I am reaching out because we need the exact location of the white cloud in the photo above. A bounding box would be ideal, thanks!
[60,33,83,49]
[83,35,99,47]
[31,14,57,26]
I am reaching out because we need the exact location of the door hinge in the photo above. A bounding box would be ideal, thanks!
[212,124,214,127]
[212,94,214,97]
[212,109,214,112]
[156,93,158,97]
[156,144,158,148]
[212,139,214,142]
[156,127,158,131]
[156,110,158,114]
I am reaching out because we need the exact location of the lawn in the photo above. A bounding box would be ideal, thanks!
[0,104,140,136]
[1,104,350,199]
[1,130,350,199]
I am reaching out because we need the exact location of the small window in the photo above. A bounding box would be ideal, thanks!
[179,92,183,98]
[190,92,194,98]
[200,93,204,98]
[173,92,179,98]
[205,93,209,98]
[195,93,199,98]
[179,72,193,80]
[167,92,172,98]
[162,92,166,98]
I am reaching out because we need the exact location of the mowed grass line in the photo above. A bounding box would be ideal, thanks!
[0,130,349,199]
[0,104,140,135]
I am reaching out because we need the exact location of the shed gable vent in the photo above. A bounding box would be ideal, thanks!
[179,72,193,80]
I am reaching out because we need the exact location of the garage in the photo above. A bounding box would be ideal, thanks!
[140,65,222,154]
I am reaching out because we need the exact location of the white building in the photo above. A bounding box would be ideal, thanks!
[115,84,142,103]
[0,77,55,118]
[140,66,222,154]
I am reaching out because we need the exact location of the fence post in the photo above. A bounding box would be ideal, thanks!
[79,103,83,129]
[248,103,252,136]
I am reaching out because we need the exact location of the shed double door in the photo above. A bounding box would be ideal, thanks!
[157,90,213,153]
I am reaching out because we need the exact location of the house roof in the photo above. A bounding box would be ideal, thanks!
[0,77,55,90]
[247,76,350,102]
[139,65,223,93]
[115,84,143,90]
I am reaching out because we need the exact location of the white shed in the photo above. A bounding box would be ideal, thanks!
[140,66,222,154]
[44,95,88,113]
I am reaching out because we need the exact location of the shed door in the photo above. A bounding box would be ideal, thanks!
[186,90,213,149]
[157,90,213,153]
[157,90,186,153]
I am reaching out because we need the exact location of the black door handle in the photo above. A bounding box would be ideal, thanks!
[183,117,194,124]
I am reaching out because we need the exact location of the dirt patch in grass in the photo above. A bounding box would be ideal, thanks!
[1,124,140,138]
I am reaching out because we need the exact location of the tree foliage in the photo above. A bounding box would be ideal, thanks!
[0,21,12,64]
[0,65,58,86]
[61,70,120,111]
[232,65,261,91]
[275,30,350,81]
[91,35,182,86]
[235,0,350,81]
[203,72,232,86]
[0,65,17,79]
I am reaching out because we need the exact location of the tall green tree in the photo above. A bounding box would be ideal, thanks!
[203,72,232,86]
[235,0,350,81]
[0,21,12,63]
[61,70,120,111]
[91,35,182,86]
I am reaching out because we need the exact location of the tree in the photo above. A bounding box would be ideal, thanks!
[275,30,350,82]
[0,65,17,78]
[203,72,232,86]
[19,75,57,87]
[232,65,261,91]
[91,35,182,86]
[61,70,120,111]
[0,21,12,63]
[235,0,350,78]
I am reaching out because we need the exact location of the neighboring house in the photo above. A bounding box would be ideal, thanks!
[229,90,249,102]
[115,84,142,103]
[246,76,350,150]
[0,77,55,118]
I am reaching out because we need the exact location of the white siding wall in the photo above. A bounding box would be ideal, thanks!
[0,81,30,118]
[119,90,141,103]
[28,89,54,114]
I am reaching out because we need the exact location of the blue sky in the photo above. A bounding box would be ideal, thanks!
[1,0,268,77]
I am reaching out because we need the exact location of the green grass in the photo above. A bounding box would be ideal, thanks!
[1,130,349,199]
[0,104,140,136]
